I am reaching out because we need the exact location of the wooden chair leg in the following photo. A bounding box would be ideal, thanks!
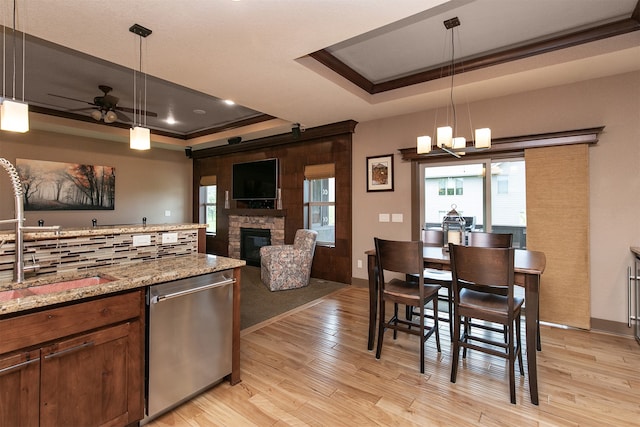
[433,298,441,353]
[419,307,425,374]
[508,317,516,404]
[450,312,461,383]
[446,288,454,341]
[393,303,399,340]
[516,314,524,375]
[462,317,470,359]
[375,295,386,360]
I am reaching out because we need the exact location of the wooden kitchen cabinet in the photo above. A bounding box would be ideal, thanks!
[0,349,40,427]
[0,290,145,427]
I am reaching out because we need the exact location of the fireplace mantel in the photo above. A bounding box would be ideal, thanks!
[225,208,286,217]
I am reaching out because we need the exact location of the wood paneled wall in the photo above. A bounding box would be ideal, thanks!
[192,121,355,284]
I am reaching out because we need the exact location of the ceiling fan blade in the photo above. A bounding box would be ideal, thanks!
[114,110,131,122]
[116,106,158,117]
[48,93,95,106]
[67,107,96,112]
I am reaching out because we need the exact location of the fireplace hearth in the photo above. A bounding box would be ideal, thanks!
[240,228,271,267]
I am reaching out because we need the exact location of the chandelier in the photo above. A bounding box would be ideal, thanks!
[417,17,491,157]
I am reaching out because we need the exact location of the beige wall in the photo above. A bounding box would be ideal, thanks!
[0,129,192,228]
[352,71,640,325]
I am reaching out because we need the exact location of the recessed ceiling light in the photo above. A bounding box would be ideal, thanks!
[166,116,176,125]
[193,109,206,115]
[223,99,235,105]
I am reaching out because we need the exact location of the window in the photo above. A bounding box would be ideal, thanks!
[421,158,526,248]
[304,163,335,246]
[199,175,217,234]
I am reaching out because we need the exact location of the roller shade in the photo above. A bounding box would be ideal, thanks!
[200,175,217,186]
[304,163,335,180]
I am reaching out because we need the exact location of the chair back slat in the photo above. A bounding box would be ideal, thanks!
[467,232,512,248]
[449,245,514,287]
[421,229,444,247]
[374,238,423,276]
[449,244,514,289]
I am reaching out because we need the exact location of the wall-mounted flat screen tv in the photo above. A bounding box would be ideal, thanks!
[232,158,278,200]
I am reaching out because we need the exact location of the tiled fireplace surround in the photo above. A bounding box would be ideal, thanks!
[228,215,284,259]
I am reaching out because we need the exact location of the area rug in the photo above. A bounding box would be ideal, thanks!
[240,265,348,330]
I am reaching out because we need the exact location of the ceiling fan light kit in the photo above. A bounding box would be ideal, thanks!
[416,17,491,156]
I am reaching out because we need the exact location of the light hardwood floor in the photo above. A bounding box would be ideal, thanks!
[146,286,640,426]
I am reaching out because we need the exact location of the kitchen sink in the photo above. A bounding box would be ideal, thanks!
[0,275,114,302]
[27,276,114,294]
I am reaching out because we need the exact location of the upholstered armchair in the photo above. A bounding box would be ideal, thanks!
[260,229,318,291]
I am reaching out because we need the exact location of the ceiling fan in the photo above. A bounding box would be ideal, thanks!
[48,85,158,124]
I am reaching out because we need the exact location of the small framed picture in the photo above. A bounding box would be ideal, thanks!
[366,154,394,192]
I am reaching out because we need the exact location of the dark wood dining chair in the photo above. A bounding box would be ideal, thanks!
[411,230,513,341]
[464,232,513,343]
[374,237,441,374]
[449,243,524,404]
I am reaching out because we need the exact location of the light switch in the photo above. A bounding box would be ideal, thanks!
[379,213,390,222]
[164,210,171,217]
[392,213,403,223]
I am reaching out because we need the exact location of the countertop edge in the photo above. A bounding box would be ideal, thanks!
[0,253,245,316]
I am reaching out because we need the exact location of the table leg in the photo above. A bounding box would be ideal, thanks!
[525,273,539,405]
[367,253,377,351]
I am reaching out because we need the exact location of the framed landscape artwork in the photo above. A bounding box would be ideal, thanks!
[16,159,115,211]
[366,154,394,192]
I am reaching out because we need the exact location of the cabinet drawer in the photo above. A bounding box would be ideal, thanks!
[0,290,142,355]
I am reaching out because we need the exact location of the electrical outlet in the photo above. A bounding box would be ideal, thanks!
[162,232,178,244]
[132,234,151,247]
[164,210,171,217]
[379,213,390,222]
[392,213,403,223]
[357,259,363,269]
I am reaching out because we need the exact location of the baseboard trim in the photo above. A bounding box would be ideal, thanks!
[351,277,368,288]
[591,317,635,337]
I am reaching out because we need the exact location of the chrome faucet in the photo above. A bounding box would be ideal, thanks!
[0,158,60,283]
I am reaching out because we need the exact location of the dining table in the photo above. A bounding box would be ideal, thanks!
[365,245,546,405]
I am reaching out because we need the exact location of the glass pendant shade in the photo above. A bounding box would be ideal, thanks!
[417,135,431,154]
[0,100,29,133]
[437,126,452,148]
[130,126,151,150]
[90,110,103,121]
[104,111,118,123]
[475,128,491,148]
[452,137,466,149]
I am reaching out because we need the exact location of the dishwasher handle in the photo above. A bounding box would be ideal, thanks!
[150,278,235,304]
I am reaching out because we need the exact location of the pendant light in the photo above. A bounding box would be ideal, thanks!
[1,0,29,133]
[129,24,152,150]
[417,17,491,156]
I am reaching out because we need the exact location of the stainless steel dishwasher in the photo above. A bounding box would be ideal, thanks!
[143,271,235,424]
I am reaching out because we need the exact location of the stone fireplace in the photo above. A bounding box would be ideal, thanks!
[228,214,285,261]
[240,228,271,266]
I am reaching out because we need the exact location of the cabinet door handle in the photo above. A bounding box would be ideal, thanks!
[0,357,40,377]
[44,341,94,360]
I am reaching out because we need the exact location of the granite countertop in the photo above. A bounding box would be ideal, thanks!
[0,253,245,316]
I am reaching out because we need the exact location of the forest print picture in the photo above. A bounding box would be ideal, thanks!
[16,159,115,211]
